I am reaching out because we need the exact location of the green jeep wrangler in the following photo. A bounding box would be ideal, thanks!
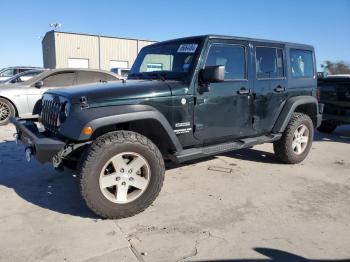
[12,35,322,219]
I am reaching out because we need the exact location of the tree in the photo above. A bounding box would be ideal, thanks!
[322,61,350,75]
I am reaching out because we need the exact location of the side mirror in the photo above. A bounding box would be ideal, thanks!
[200,65,225,83]
[198,65,225,94]
[35,80,44,88]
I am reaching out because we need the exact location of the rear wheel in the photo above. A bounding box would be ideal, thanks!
[79,130,165,219]
[0,98,15,126]
[273,113,314,164]
[317,120,337,133]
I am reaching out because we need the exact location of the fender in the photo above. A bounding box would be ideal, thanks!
[272,96,320,133]
[59,104,183,152]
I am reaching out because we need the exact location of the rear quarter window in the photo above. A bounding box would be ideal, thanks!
[290,49,314,78]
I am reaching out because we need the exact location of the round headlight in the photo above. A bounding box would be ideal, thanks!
[59,102,71,124]
[64,102,71,117]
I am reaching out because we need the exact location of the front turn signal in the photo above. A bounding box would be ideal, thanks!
[83,126,93,135]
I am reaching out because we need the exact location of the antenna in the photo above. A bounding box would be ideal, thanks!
[49,23,62,31]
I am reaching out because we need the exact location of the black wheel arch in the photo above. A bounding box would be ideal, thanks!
[59,104,183,154]
[272,96,320,133]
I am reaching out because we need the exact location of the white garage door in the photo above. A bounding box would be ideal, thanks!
[68,58,89,69]
[110,60,128,70]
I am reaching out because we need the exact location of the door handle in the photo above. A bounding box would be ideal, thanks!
[274,86,286,93]
[237,88,250,95]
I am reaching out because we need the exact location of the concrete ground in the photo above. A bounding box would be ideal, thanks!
[0,123,349,262]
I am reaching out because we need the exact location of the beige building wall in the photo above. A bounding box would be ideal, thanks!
[42,31,156,70]
[99,37,138,71]
[54,32,100,69]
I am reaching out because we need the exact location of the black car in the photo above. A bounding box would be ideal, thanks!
[12,35,322,219]
[317,75,350,133]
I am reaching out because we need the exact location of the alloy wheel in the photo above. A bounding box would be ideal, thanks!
[99,152,151,204]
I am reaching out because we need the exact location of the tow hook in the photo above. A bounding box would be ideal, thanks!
[25,147,33,162]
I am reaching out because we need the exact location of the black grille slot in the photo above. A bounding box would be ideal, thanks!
[41,95,62,133]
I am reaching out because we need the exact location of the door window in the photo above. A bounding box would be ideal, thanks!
[205,44,246,80]
[42,72,76,87]
[77,71,117,84]
[290,49,314,78]
[256,47,284,79]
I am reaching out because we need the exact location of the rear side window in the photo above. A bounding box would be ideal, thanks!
[256,47,284,79]
[43,72,76,87]
[290,49,314,78]
[77,72,117,84]
[205,44,246,80]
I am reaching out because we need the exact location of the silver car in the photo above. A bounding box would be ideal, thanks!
[0,68,120,125]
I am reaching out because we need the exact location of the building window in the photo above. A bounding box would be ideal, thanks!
[256,47,284,79]
[290,49,314,78]
[146,63,163,72]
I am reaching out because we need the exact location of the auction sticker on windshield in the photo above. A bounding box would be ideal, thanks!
[178,44,198,53]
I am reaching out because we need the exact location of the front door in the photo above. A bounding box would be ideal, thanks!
[194,40,255,143]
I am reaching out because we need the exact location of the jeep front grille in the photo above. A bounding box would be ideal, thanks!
[41,94,62,132]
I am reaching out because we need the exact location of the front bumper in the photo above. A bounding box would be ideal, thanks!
[10,117,65,163]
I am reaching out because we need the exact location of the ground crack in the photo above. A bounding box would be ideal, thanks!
[114,221,145,262]
[176,239,199,262]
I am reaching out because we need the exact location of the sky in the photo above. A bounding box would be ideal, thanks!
[0,0,349,70]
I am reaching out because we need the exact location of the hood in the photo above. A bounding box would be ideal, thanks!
[46,80,177,104]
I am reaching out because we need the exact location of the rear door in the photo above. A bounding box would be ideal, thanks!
[252,44,288,134]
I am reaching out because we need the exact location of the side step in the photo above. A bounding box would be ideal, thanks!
[174,134,282,163]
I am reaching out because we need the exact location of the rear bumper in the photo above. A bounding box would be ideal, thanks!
[10,117,65,163]
[322,114,350,123]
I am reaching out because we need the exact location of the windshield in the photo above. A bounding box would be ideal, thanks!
[129,39,202,81]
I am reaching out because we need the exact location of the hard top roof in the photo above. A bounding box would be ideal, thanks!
[146,34,314,50]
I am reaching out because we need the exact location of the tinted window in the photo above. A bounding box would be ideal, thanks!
[0,69,16,77]
[290,49,314,78]
[256,47,284,79]
[43,72,75,87]
[77,72,117,84]
[205,44,245,80]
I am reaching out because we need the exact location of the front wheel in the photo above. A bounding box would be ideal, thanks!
[273,113,314,164]
[79,131,165,219]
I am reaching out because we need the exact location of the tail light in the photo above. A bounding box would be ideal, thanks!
[316,87,321,101]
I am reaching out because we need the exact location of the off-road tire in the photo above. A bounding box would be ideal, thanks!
[79,130,165,219]
[317,120,337,133]
[273,113,314,164]
[0,98,15,126]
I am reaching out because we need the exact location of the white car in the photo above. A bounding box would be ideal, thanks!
[0,68,120,125]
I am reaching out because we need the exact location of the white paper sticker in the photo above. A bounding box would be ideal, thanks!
[177,44,198,53]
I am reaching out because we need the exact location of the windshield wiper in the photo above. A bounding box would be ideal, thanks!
[128,73,143,79]
[148,72,167,81]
